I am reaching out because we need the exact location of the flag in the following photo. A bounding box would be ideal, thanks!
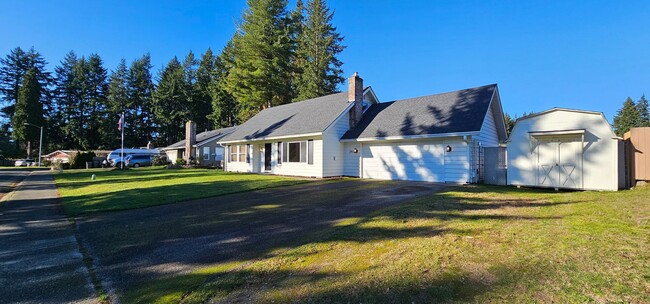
[118,113,124,131]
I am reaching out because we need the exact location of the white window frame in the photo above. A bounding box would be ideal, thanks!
[286,141,310,163]
[203,146,210,160]
[229,145,247,163]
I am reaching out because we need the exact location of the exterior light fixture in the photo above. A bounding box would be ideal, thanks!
[352,148,359,153]
[446,145,452,152]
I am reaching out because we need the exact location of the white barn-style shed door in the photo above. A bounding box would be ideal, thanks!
[361,143,445,182]
[536,137,583,189]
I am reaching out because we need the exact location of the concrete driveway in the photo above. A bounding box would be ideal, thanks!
[75,179,448,300]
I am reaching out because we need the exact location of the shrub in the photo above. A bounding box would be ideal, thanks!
[152,155,169,166]
[175,158,185,166]
[70,151,96,169]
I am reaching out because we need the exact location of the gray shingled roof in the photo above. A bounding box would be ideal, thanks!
[219,92,351,142]
[342,84,496,140]
[162,126,238,150]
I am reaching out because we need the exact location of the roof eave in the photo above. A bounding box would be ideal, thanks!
[340,131,481,142]
[219,132,323,144]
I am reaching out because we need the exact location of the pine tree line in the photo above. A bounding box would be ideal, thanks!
[613,95,650,136]
[0,0,345,158]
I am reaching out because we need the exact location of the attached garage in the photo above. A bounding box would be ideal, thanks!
[507,108,624,191]
[341,84,507,184]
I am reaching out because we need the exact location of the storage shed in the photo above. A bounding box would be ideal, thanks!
[507,108,623,191]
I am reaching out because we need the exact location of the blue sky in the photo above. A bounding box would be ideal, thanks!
[1,0,649,122]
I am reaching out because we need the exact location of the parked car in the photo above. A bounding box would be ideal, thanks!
[106,148,160,166]
[125,154,153,168]
[15,159,35,167]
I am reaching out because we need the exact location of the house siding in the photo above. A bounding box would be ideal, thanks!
[443,138,470,183]
[322,108,352,177]
[475,104,499,147]
[343,142,361,177]
[225,136,324,178]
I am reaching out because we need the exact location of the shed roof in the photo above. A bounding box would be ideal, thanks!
[342,84,497,140]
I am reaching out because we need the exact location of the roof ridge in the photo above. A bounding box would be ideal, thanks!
[381,83,498,105]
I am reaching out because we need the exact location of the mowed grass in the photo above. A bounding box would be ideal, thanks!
[54,167,312,215]
[126,185,650,304]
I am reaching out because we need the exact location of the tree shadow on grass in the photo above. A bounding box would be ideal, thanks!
[75,181,583,302]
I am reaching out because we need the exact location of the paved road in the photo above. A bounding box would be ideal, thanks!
[0,169,29,201]
[0,171,97,304]
[76,179,448,301]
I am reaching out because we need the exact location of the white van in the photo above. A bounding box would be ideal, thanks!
[107,148,160,167]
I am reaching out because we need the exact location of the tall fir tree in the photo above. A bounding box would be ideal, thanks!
[127,54,155,148]
[52,51,79,150]
[293,0,345,101]
[636,94,650,127]
[11,68,44,158]
[85,54,109,149]
[613,97,641,136]
[225,0,294,121]
[152,57,189,146]
[0,47,52,153]
[105,59,130,148]
[209,38,239,128]
[193,49,216,131]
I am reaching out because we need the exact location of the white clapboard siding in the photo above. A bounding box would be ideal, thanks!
[322,108,352,177]
[475,104,499,147]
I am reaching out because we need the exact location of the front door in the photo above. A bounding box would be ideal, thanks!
[264,143,272,171]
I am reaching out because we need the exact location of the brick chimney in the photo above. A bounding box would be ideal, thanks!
[348,72,363,129]
[185,121,196,163]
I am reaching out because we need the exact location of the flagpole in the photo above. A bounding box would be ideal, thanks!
[120,112,124,169]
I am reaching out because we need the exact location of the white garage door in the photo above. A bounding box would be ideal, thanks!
[362,143,445,182]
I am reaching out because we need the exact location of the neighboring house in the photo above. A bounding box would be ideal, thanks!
[507,108,624,191]
[44,150,111,164]
[219,73,507,183]
[43,150,76,163]
[161,126,237,167]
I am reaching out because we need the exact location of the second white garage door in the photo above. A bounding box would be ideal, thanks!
[361,143,445,182]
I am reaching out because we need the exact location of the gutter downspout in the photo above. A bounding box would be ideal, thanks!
[218,143,227,171]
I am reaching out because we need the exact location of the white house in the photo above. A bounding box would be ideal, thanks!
[219,73,507,183]
[507,108,624,191]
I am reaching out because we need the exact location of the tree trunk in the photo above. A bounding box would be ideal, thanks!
[26,141,31,159]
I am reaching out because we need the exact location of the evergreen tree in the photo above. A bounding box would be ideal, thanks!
[127,54,155,148]
[209,39,239,128]
[504,113,516,135]
[11,68,44,158]
[0,47,52,151]
[225,0,294,121]
[613,97,641,136]
[152,57,189,146]
[105,59,130,148]
[193,49,216,131]
[85,54,109,148]
[0,47,52,122]
[52,51,79,150]
[636,94,650,127]
[293,0,345,101]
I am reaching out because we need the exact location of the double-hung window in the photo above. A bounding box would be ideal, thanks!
[281,140,313,164]
[229,145,247,162]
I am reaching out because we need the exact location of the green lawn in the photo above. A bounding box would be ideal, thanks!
[127,185,649,303]
[53,167,312,215]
